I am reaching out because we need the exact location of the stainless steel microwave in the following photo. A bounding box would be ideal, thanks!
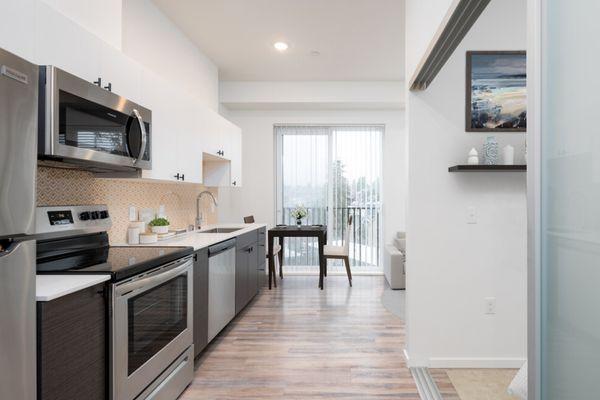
[38,66,152,171]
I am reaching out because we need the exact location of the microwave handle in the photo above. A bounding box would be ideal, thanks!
[132,109,147,165]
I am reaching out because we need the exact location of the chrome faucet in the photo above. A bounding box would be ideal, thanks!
[196,190,218,229]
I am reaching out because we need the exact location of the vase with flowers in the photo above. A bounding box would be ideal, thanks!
[290,205,308,226]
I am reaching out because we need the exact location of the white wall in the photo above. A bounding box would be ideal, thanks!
[40,0,122,49]
[218,109,406,245]
[405,0,527,368]
[122,0,219,111]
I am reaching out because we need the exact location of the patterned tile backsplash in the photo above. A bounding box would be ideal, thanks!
[37,167,218,244]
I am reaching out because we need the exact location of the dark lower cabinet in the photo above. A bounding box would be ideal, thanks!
[37,283,107,400]
[235,230,261,314]
[193,248,209,358]
[235,245,250,314]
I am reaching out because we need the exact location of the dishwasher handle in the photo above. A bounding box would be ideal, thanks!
[208,238,236,257]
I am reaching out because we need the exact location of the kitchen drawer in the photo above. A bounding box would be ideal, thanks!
[236,230,258,250]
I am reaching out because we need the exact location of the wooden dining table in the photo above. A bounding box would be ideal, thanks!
[267,225,328,290]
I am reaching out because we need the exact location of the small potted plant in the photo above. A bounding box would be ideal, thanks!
[290,205,308,226]
[149,217,170,234]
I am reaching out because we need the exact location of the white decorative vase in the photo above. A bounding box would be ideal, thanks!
[467,148,479,165]
[483,136,499,165]
[503,145,515,165]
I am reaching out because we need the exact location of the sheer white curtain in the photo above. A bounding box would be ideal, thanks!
[330,126,382,267]
[275,125,383,271]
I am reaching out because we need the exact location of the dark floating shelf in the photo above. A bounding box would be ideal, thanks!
[448,165,527,172]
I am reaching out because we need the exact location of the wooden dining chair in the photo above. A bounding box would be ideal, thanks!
[324,215,353,286]
[243,215,255,223]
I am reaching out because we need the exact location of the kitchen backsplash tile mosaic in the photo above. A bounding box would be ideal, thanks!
[37,167,218,244]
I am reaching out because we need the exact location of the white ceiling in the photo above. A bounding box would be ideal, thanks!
[152,0,405,82]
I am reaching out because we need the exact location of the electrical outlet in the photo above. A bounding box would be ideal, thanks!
[467,206,477,224]
[485,297,496,314]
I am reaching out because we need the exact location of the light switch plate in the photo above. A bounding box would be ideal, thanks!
[485,297,496,314]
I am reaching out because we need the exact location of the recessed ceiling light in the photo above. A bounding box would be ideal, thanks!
[274,42,289,51]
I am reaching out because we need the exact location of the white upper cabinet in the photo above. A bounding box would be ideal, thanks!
[176,97,203,184]
[140,69,181,182]
[34,2,101,82]
[18,1,242,187]
[229,124,242,187]
[34,1,141,102]
[99,43,141,102]
[0,0,36,61]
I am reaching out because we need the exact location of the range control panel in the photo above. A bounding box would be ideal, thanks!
[35,205,112,235]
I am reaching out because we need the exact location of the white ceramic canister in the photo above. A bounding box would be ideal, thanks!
[127,226,141,245]
[503,144,515,165]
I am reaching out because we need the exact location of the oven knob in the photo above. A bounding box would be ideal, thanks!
[99,210,109,219]
[79,211,91,221]
[91,211,100,220]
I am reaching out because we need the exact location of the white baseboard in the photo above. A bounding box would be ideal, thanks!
[428,357,526,369]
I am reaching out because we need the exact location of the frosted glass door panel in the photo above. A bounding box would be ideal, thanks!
[541,0,600,398]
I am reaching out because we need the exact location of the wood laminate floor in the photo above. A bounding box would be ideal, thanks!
[181,275,419,399]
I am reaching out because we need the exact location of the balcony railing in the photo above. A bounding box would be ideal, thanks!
[280,206,381,269]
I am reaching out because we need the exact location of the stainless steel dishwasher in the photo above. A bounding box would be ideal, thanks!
[207,239,236,342]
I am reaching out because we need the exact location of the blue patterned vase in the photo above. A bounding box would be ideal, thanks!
[483,136,499,165]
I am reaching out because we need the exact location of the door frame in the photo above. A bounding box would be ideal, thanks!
[527,0,542,398]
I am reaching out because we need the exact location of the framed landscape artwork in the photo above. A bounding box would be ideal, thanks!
[466,51,526,132]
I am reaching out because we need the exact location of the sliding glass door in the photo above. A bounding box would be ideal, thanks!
[275,125,383,272]
[538,0,600,398]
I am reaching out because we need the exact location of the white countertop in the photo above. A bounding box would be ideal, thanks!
[36,224,266,302]
[115,223,267,251]
[36,274,111,302]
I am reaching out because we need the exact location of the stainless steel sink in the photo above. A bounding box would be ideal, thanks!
[198,228,243,234]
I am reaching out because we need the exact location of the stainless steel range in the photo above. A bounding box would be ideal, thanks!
[36,205,194,400]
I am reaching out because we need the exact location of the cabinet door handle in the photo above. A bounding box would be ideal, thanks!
[93,77,102,87]
[104,82,112,92]
[232,180,236,186]
[181,174,185,181]
[174,173,181,180]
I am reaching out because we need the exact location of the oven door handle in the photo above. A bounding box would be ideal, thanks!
[115,260,190,297]
[131,109,147,166]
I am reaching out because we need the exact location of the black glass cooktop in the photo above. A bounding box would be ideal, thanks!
[36,232,193,282]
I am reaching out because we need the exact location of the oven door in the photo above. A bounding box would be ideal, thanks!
[112,257,192,400]
[43,66,152,170]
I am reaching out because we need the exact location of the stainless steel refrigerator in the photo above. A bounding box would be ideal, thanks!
[0,48,38,400]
